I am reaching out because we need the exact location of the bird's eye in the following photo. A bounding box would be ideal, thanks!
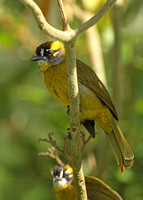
[46,49,53,55]
[64,172,70,178]
[64,173,69,177]
[40,48,44,57]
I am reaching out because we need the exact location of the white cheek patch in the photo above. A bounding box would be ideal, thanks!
[53,178,68,191]
[65,168,72,175]
[60,169,64,179]
[40,48,44,57]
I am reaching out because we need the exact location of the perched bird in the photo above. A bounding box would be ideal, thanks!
[51,165,122,200]
[32,41,134,174]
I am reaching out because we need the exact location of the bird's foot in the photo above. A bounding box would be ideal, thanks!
[80,108,84,116]
[66,105,84,116]
[66,128,85,139]
[80,130,85,137]
[67,128,72,140]
[67,105,70,115]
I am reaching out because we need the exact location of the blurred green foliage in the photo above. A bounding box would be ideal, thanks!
[0,0,143,199]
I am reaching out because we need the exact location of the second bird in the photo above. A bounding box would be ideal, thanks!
[32,41,134,174]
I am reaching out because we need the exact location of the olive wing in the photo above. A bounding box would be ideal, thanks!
[85,176,122,200]
[76,59,118,121]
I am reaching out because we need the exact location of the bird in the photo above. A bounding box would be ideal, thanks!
[32,40,134,174]
[51,164,122,200]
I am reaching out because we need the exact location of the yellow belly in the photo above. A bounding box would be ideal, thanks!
[54,184,77,200]
[44,64,69,106]
[43,63,113,133]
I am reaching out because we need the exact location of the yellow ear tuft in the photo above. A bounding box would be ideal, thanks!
[51,41,65,57]
[64,165,73,174]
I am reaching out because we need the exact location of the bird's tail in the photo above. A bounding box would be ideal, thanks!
[85,176,123,200]
[106,120,134,175]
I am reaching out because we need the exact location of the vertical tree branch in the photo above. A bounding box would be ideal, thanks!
[65,41,87,200]
[57,1,88,198]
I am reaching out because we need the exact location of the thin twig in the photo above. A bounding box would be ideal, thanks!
[20,0,73,41]
[38,133,71,162]
[81,136,92,153]
[75,0,117,37]
[38,133,92,165]
[61,135,69,155]
[38,147,65,166]
[57,0,70,31]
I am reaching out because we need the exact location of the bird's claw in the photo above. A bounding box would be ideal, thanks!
[80,108,84,116]
[67,105,70,115]
[67,105,84,116]
[66,128,85,139]
[67,128,72,140]
[80,131,85,137]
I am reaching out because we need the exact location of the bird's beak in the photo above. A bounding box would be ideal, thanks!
[31,56,47,61]
[53,177,62,182]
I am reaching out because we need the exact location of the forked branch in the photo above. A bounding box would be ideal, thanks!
[20,0,73,41]
[38,147,65,166]
[21,0,116,40]
[38,133,91,165]
[38,133,71,162]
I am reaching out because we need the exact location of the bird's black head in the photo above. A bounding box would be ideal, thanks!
[31,41,65,66]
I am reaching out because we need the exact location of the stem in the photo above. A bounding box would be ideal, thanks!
[75,0,117,37]
[57,0,70,31]
[65,41,88,200]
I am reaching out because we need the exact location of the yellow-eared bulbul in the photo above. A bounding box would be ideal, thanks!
[51,165,122,200]
[32,41,134,174]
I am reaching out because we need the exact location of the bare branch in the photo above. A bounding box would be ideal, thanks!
[57,0,70,31]
[38,133,92,166]
[65,42,88,200]
[81,136,91,153]
[20,0,74,41]
[38,133,71,162]
[75,0,117,37]
[38,147,65,166]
